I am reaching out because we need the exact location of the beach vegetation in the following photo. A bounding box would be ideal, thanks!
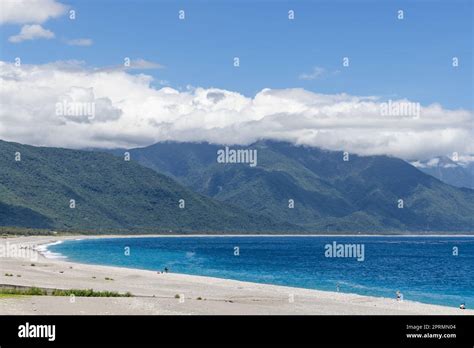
[0,287,132,297]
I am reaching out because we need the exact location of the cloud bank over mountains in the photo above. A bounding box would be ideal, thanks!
[0,60,472,160]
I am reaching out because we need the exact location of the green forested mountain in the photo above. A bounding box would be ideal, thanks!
[2,139,472,234]
[110,141,474,233]
[0,140,297,233]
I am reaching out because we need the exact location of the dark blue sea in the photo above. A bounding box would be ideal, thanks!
[48,236,474,308]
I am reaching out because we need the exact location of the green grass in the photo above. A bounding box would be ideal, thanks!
[0,293,21,298]
[51,289,131,297]
[0,287,132,297]
[0,287,45,296]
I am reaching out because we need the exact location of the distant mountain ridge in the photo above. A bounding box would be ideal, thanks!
[108,141,474,233]
[411,156,474,189]
[0,140,297,233]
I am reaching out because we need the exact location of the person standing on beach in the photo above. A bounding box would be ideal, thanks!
[396,290,403,302]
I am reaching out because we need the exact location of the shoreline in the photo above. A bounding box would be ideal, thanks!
[6,233,473,238]
[0,235,473,315]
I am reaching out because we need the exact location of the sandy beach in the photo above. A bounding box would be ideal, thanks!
[0,235,472,315]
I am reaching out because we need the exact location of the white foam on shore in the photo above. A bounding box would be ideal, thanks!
[36,240,67,259]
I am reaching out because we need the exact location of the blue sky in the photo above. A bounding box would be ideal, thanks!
[1,0,472,109]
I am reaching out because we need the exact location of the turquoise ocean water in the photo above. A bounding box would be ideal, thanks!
[48,236,474,308]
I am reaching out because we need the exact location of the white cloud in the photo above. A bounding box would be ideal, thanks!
[65,38,93,46]
[410,160,426,168]
[427,158,440,167]
[0,60,472,160]
[127,58,164,70]
[95,59,164,73]
[458,155,474,165]
[8,24,55,43]
[299,67,326,80]
[0,0,68,25]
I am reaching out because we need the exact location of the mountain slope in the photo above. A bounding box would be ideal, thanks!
[0,140,297,233]
[111,141,474,232]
